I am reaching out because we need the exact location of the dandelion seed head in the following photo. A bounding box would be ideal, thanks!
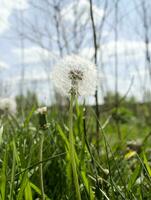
[52,55,97,96]
[0,98,16,115]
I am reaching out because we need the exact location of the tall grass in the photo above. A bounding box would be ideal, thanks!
[0,99,151,199]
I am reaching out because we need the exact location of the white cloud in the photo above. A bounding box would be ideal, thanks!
[7,72,50,84]
[79,40,148,64]
[0,61,9,70]
[13,46,59,64]
[101,40,150,81]
[0,0,29,33]
[101,40,147,62]
[7,46,59,86]
[61,0,104,26]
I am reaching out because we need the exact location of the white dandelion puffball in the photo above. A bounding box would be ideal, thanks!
[0,98,17,115]
[52,55,97,96]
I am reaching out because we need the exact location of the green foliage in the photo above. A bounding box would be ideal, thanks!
[0,94,151,199]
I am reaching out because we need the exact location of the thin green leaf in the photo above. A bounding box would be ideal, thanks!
[23,106,36,128]
[10,140,17,200]
[81,170,94,200]
[143,153,151,177]
[0,148,8,200]
[30,182,51,200]
[128,165,141,190]
[24,179,33,200]
[0,126,3,145]
[57,124,69,149]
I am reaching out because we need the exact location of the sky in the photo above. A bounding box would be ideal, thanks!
[0,0,151,104]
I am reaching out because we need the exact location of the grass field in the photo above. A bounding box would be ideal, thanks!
[0,93,151,200]
[1,0,151,199]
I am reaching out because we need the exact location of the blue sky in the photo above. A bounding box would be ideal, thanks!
[0,0,151,104]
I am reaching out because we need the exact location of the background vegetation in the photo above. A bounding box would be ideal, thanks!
[0,92,151,199]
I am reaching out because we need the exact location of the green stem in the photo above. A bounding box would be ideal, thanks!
[69,95,81,200]
[10,140,16,200]
[40,133,45,200]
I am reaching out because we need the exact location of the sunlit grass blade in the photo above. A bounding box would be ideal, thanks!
[39,133,45,200]
[9,140,17,200]
[99,188,110,200]
[23,106,36,128]
[57,124,72,193]
[17,172,28,200]
[143,152,151,177]
[17,142,33,200]
[30,182,51,200]
[57,124,69,150]
[0,126,3,145]
[81,170,94,200]
[24,179,33,200]
[0,147,8,200]
[128,164,141,191]
[136,153,151,184]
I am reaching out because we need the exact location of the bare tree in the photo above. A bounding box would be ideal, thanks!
[89,0,100,151]
[114,0,121,140]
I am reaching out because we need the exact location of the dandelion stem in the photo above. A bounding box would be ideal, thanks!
[69,95,81,200]
[10,140,16,200]
[40,133,45,200]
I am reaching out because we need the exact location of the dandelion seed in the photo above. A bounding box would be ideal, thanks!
[0,98,16,115]
[52,54,97,97]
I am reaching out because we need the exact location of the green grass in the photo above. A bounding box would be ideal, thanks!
[0,100,151,200]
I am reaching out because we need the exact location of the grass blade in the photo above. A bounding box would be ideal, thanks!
[24,179,33,200]
[143,152,151,177]
[9,140,17,200]
[128,164,141,191]
[0,147,8,200]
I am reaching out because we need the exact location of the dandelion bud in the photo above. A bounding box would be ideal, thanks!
[36,107,47,115]
[36,107,48,130]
